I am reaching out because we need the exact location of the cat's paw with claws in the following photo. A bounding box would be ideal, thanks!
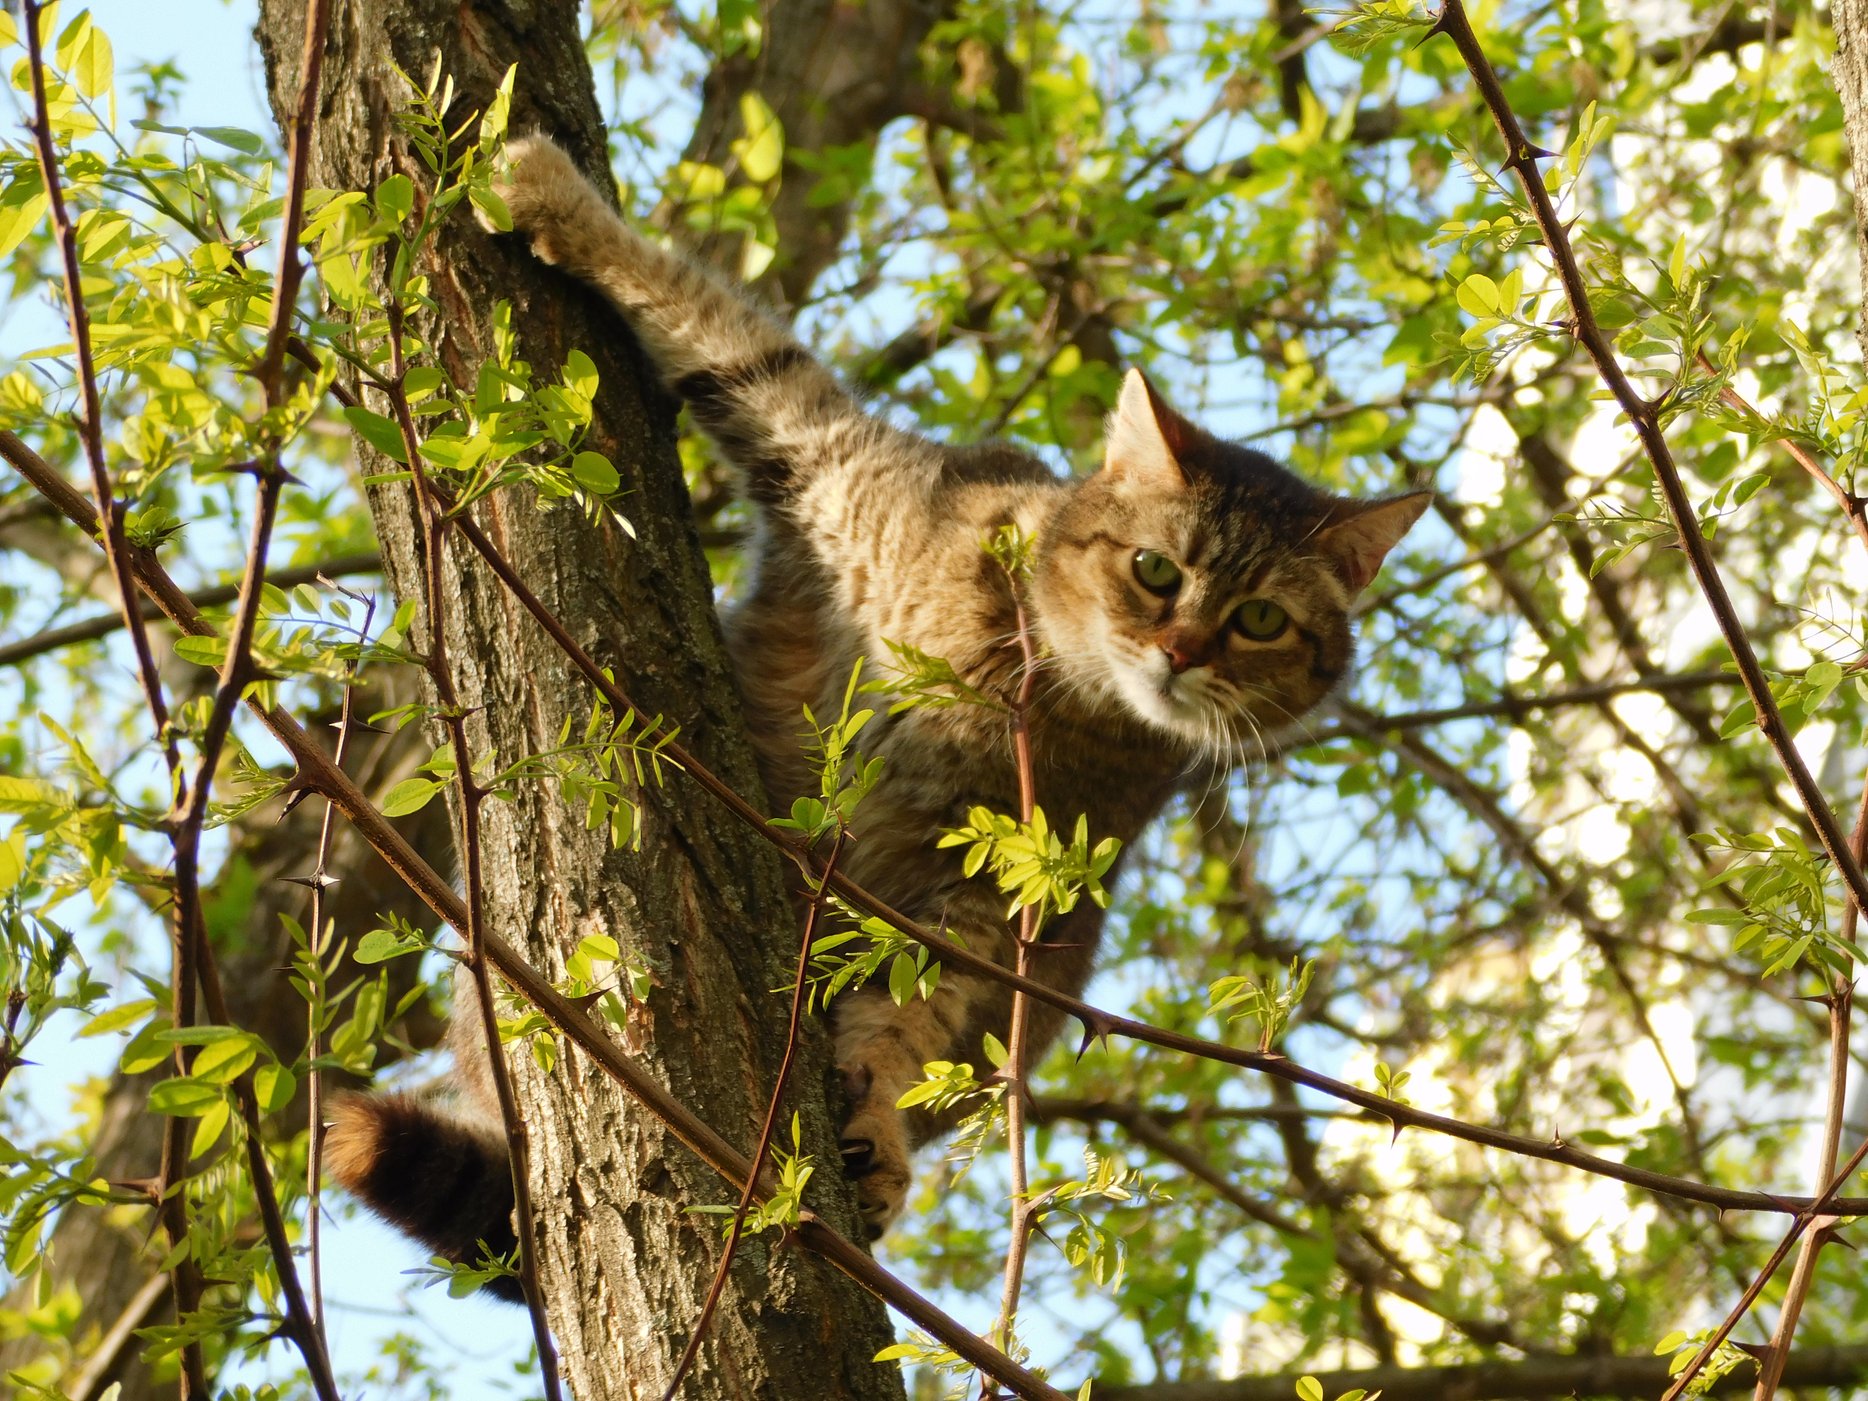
[837,1065,910,1240]
[478,135,608,269]
[838,1107,910,1241]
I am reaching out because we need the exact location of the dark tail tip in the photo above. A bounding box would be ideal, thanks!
[325,1092,522,1301]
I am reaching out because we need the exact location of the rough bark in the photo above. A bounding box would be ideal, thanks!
[1838,0,1868,364]
[252,6,901,1400]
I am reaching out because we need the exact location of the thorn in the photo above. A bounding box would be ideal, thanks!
[112,1175,163,1203]
[278,872,340,891]
[331,714,389,734]
[1733,1341,1771,1361]
[1075,1013,1116,1059]
[278,767,319,818]
[1389,1116,1404,1147]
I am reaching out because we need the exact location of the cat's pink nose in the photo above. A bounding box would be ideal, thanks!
[1162,640,1198,674]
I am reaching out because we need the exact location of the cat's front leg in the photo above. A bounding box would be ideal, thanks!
[831,974,984,1239]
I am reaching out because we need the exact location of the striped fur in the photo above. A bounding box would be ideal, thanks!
[324,1092,522,1300]
[345,135,1430,1252]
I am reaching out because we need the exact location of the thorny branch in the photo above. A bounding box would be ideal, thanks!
[661,830,848,1401]
[1429,0,1868,919]
[17,422,1857,1222]
[382,296,564,1401]
[16,7,207,1392]
[986,547,1046,1389]
[303,582,376,1330]
[1430,2,1865,1392]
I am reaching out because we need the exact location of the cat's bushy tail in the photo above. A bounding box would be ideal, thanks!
[324,1094,522,1301]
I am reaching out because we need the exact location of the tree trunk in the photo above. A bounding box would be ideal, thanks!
[1837,0,1868,361]
[253,6,902,1400]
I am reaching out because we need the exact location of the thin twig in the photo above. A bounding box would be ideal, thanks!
[987,555,1044,1389]
[19,5,202,1391]
[1326,670,1735,733]
[304,582,376,1331]
[0,553,382,669]
[1658,1133,1867,1400]
[1749,779,1866,1399]
[1698,348,1868,557]
[661,830,848,1401]
[1429,0,1868,922]
[11,431,1868,1217]
[382,291,564,1401]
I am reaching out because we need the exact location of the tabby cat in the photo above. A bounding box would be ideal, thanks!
[325,135,1429,1282]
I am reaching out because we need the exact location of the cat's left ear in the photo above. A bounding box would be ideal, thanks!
[1316,491,1432,595]
[1102,368,1193,489]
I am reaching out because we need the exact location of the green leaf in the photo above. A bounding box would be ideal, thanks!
[734,91,785,183]
[375,173,415,223]
[56,12,112,98]
[355,927,423,963]
[191,1036,259,1083]
[172,634,227,668]
[1296,1379,1325,1401]
[149,1078,223,1117]
[380,777,443,817]
[254,1063,297,1113]
[79,999,158,1038]
[1455,274,1499,318]
[344,406,410,463]
[571,450,619,494]
[195,125,267,155]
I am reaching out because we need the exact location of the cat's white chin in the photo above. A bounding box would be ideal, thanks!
[1108,658,1218,747]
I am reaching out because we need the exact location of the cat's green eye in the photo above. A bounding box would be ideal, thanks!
[1231,599,1289,641]
[1132,549,1183,595]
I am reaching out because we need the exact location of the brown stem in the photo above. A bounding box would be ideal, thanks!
[1750,781,1867,1399]
[986,560,1044,1388]
[20,3,198,1389]
[0,427,1069,1401]
[1430,0,1868,921]
[382,292,564,1401]
[304,584,376,1330]
[661,829,848,1401]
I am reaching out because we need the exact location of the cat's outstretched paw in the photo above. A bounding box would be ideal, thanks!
[837,1066,911,1240]
[479,135,607,268]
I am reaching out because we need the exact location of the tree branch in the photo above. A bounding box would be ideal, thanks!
[1093,1343,1868,1401]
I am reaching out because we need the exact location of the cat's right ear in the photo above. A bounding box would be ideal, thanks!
[1102,368,1189,490]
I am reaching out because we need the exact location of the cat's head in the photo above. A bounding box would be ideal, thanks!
[1031,369,1428,754]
